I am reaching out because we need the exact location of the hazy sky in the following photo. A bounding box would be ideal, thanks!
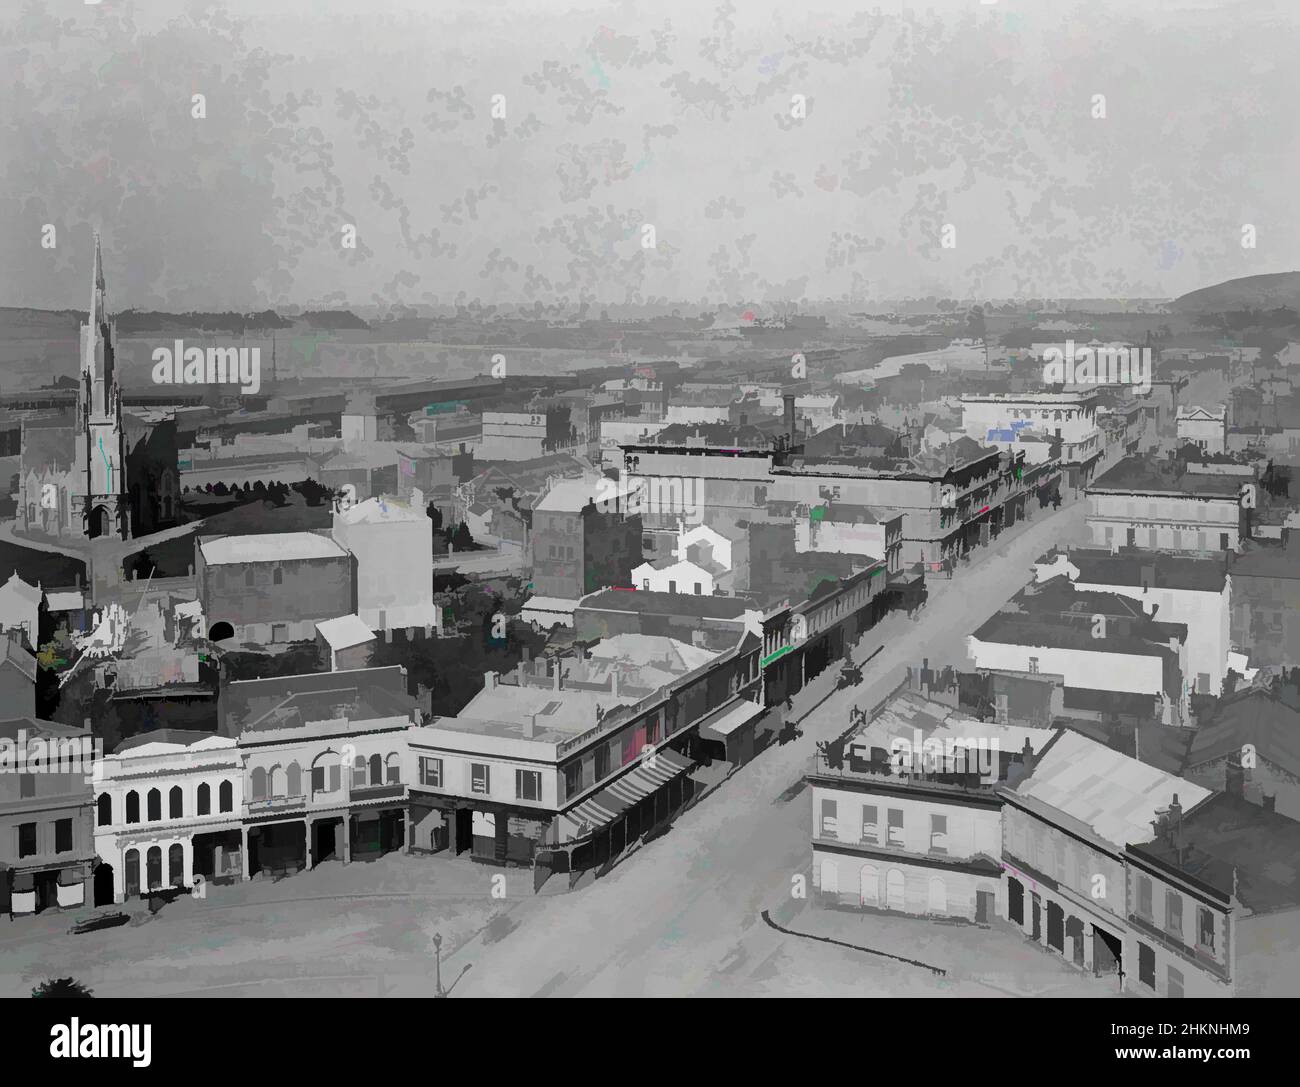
[2,0,1296,311]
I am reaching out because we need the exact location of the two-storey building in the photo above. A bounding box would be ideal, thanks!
[999,729,1211,983]
[808,689,1052,923]
[93,729,243,901]
[0,718,96,914]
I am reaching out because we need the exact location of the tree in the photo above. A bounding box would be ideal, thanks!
[32,978,94,998]
[450,521,474,551]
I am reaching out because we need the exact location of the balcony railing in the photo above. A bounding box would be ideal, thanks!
[246,793,307,815]
[349,780,406,802]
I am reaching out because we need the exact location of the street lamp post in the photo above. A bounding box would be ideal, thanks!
[432,932,446,998]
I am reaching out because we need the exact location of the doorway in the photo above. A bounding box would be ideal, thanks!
[94,863,115,906]
[454,808,473,854]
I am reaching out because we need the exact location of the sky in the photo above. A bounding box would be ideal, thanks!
[1,0,1296,311]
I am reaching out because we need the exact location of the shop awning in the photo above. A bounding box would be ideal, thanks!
[699,698,765,742]
[562,748,695,834]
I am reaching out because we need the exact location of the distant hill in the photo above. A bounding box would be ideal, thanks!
[1172,272,1300,314]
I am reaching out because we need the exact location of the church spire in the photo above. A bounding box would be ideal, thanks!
[90,230,107,330]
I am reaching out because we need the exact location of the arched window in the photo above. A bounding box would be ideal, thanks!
[146,846,162,891]
[125,790,140,824]
[124,849,141,897]
[313,752,340,794]
[219,780,233,812]
[269,764,285,798]
[251,766,267,801]
[197,782,211,816]
[286,762,302,798]
[928,877,947,915]
[859,864,879,907]
[820,857,839,896]
[169,786,183,819]
[97,793,112,827]
[385,753,401,784]
[169,844,185,888]
[886,869,906,911]
[368,754,382,786]
[146,788,161,821]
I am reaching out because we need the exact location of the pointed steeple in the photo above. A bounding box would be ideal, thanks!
[90,230,107,330]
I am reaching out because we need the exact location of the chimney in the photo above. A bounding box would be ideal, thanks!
[485,671,497,690]
[1262,792,1277,813]
[554,665,562,691]
[523,712,537,739]
[610,669,619,698]
[1019,736,1036,777]
[783,394,796,443]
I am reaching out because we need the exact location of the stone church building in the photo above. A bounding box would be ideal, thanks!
[20,234,179,540]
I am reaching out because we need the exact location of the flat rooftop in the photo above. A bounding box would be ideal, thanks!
[199,532,348,565]
[1089,456,1242,497]
[578,588,755,620]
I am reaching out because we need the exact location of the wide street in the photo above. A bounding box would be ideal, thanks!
[427,500,1098,997]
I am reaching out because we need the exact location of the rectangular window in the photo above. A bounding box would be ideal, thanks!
[245,569,255,587]
[1137,875,1152,917]
[1167,965,1184,998]
[419,757,443,788]
[312,765,326,793]
[594,744,610,781]
[18,822,37,858]
[930,814,948,854]
[516,769,542,802]
[645,715,660,745]
[328,765,340,793]
[1028,657,1039,675]
[861,805,878,844]
[273,568,283,585]
[887,808,904,847]
[1197,906,1215,951]
[564,760,583,799]
[1139,942,1156,988]
[1166,890,1183,937]
[470,763,490,795]
[819,798,837,838]
[55,818,72,854]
